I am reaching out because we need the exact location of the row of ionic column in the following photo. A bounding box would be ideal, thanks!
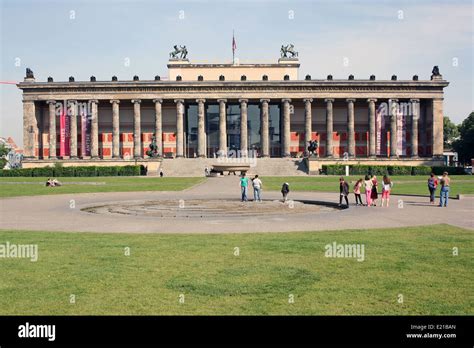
[43,97,421,159]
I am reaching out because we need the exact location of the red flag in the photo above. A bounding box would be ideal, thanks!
[232,34,237,54]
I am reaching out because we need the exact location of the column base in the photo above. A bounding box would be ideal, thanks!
[369,155,377,159]
[176,155,184,158]
[261,155,270,158]
[390,155,398,159]
[69,156,78,160]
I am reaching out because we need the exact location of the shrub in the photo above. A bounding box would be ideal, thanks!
[97,166,119,176]
[369,166,389,176]
[0,168,33,177]
[53,166,75,177]
[74,166,97,177]
[350,165,371,175]
[431,166,466,175]
[119,165,141,176]
[411,166,432,176]
[388,165,412,176]
[32,167,54,177]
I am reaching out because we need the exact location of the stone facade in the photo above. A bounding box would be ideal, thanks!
[17,60,449,166]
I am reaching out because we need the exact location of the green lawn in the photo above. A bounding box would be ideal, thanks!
[0,224,472,315]
[0,177,204,197]
[263,175,474,196]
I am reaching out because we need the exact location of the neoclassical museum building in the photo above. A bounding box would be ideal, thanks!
[18,47,448,172]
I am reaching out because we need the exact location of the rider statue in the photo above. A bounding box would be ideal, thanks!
[280,44,298,59]
[307,139,319,158]
[145,133,160,158]
[170,45,188,60]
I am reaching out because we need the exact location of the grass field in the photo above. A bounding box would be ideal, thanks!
[0,177,204,198]
[1,175,473,198]
[0,224,472,315]
[263,175,474,196]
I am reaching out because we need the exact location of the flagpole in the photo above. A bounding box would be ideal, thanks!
[232,30,235,64]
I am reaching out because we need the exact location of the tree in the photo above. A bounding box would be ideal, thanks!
[452,112,474,165]
[443,116,459,147]
[0,143,9,169]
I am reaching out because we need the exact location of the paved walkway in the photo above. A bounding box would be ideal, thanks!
[0,176,472,233]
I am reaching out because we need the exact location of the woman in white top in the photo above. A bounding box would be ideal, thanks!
[364,175,373,207]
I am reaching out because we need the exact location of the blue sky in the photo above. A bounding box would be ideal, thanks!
[1,0,472,145]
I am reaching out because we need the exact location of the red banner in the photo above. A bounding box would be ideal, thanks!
[59,103,71,157]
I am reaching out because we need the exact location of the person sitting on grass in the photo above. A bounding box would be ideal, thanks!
[339,177,349,207]
[381,175,393,207]
[45,178,54,187]
[281,182,290,202]
[353,178,363,206]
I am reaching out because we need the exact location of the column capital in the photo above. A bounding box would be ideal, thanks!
[46,100,56,105]
[217,99,227,103]
[281,98,291,103]
[153,98,163,104]
[303,98,313,103]
[388,98,399,103]
[174,99,184,104]
[239,98,248,104]
[346,98,356,103]
[67,100,78,104]
[110,99,120,104]
[131,99,141,104]
[367,98,377,103]
[89,99,99,105]
[324,98,335,103]
[260,98,270,103]
[409,98,420,103]
[196,98,206,104]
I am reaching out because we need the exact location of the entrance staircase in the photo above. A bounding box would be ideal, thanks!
[155,158,308,177]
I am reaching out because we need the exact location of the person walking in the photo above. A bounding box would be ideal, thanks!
[364,175,373,207]
[371,175,379,206]
[381,175,393,207]
[240,173,249,202]
[281,182,290,202]
[252,175,263,202]
[439,172,451,207]
[353,178,363,206]
[339,177,349,207]
[427,173,438,204]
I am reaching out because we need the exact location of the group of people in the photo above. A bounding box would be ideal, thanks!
[339,174,393,208]
[239,173,263,202]
[428,172,451,207]
[339,172,452,208]
[239,173,291,203]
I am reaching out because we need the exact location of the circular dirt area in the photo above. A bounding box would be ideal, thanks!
[81,199,337,219]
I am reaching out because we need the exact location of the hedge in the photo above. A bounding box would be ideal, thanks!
[0,165,145,177]
[320,165,467,176]
[431,166,466,175]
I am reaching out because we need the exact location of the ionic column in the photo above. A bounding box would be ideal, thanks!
[282,98,291,157]
[347,98,356,158]
[175,99,185,157]
[260,99,270,157]
[196,98,206,157]
[68,100,78,158]
[239,99,248,155]
[110,100,120,158]
[132,99,142,158]
[303,99,313,155]
[368,98,377,157]
[22,100,37,158]
[410,99,419,158]
[217,99,227,156]
[389,99,398,158]
[432,98,444,158]
[325,98,334,157]
[90,100,99,158]
[47,100,57,159]
[153,99,163,157]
